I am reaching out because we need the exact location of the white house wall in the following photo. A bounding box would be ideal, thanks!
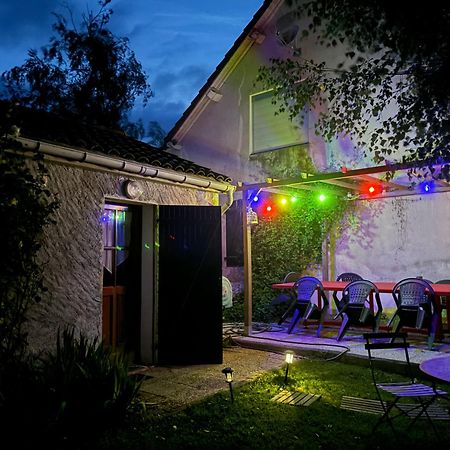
[334,191,450,310]
[175,1,366,185]
[174,0,450,294]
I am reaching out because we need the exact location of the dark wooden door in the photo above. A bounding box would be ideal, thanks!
[157,206,222,364]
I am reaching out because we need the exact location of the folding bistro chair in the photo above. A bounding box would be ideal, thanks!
[364,332,447,436]
[335,279,382,341]
[280,276,328,337]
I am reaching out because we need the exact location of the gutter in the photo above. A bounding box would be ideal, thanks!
[12,136,236,212]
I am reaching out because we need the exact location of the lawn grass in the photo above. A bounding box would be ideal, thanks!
[84,358,450,450]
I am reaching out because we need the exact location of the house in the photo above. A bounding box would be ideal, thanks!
[2,102,235,365]
[163,0,450,317]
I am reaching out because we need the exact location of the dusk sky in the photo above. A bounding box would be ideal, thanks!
[0,0,264,133]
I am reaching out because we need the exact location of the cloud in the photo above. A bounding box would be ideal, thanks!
[0,0,263,134]
[130,99,186,133]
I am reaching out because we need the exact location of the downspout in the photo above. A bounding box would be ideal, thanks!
[220,188,234,215]
[13,136,236,196]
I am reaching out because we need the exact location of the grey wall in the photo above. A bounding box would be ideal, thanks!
[333,192,450,311]
[26,160,217,355]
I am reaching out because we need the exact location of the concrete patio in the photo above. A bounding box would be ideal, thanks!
[230,322,450,368]
[133,322,450,413]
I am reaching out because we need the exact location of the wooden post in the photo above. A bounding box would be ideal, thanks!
[321,232,330,313]
[242,191,252,336]
[321,234,330,282]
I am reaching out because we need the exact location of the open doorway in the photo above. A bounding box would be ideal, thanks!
[101,203,142,359]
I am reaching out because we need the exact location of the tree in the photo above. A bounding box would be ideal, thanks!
[122,118,145,141]
[257,0,450,177]
[0,103,59,367]
[146,120,167,147]
[1,0,152,130]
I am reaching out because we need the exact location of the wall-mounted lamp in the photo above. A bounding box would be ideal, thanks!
[221,367,234,403]
[249,29,266,44]
[284,351,294,384]
[206,87,223,102]
[123,179,144,199]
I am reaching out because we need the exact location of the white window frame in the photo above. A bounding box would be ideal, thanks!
[249,89,308,155]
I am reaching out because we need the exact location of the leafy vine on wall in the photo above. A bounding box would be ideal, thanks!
[224,188,354,323]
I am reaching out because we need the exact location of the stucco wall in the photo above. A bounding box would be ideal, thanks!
[334,192,450,310]
[175,3,366,186]
[172,2,450,313]
[26,160,217,354]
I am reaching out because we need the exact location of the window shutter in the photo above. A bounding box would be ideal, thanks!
[251,90,307,154]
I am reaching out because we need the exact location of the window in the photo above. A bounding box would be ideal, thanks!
[102,204,131,286]
[250,89,308,154]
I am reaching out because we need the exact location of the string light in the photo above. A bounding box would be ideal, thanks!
[419,180,434,194]
[362,181,382,197]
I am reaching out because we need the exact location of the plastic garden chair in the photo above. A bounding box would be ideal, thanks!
[389,278,439,349]
[335,279,382,341]
[280,276,328,337]
[333,272,363,315]
[273,272,302,324]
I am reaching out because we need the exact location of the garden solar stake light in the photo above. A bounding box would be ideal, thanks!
[284,351,294,384]
[222,367,234,403]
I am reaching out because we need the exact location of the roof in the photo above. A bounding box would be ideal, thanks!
[162,0,450,200]
[3,102,232,183]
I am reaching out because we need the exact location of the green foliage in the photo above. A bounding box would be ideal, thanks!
[250,190,351,323]
[1,328,143,447]
[224,190,352,324]
[0,113,58,365]
[41,327,142,441]
[1,0,152,130]
[259,0,450,173]
[146,120,167,147]
[223,291,245,323]
[91,359,450,449]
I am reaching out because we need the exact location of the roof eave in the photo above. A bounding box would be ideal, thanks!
[165,0,284,144]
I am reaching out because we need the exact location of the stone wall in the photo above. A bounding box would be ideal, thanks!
[26,160,217,354]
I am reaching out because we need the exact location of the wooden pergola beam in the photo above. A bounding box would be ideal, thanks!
[237,158,447,192]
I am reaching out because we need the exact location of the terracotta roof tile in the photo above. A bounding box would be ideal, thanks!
[6,104,232,183]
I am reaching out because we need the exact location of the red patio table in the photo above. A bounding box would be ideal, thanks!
[272,280,450,295]
[272,280,450,339]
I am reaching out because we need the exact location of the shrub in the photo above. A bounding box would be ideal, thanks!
[41,327,143,442]
[228,189,353,325]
